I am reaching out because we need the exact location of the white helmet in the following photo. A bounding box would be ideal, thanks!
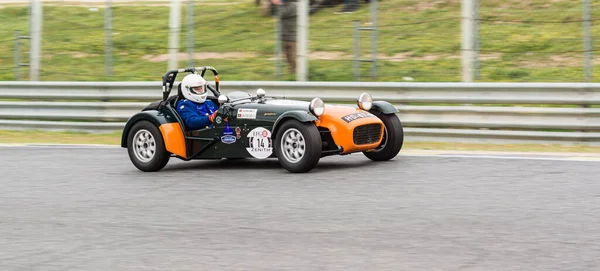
[181,73,209,103]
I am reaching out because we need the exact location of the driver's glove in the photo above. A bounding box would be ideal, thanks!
[208,111,218,123]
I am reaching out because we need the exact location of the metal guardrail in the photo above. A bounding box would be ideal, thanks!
[1,102,599,131]
[1,81,600,145]
[2,81,600,104]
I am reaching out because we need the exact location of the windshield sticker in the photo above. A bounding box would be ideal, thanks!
[220,120,236,144]
[341,112,376,123]
[237,108,257,119]
[246,127,272,159]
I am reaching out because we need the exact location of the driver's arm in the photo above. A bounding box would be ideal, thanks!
[177,103,212,130]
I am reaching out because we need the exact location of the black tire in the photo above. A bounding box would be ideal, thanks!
[274,120,322,173]
[363,112,404,161]
[127,120,170,172]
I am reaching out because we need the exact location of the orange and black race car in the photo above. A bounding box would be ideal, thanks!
[121,66,404,173]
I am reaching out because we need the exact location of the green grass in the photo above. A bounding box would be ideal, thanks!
[2,129,599,153]
[1,0,600,82]
[0,130,123,145]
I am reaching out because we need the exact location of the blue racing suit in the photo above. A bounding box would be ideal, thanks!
[175,99,219,130]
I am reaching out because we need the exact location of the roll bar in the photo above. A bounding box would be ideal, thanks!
[161,66,220,101]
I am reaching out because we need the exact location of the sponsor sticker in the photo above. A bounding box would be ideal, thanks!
[235,127,241,139]
[215,116,222,124]
[246,127,272,159]
[263,112,277,116]
[341,112,376,123]
[237,108,257,119]
[220,120,236,144]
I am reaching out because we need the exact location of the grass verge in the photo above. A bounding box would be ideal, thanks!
[1,0,600,82]
[0,130,122,145]
[2,129,599,153]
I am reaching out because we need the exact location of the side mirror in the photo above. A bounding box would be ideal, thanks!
[256,88,266,98]
[218,95,228,104]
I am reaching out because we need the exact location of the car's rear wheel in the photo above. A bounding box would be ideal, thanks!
[127,120,170,172]
[363,112,404,161]
[275,119,322,173]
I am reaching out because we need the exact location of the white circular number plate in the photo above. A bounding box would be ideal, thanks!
[246,127,273,159]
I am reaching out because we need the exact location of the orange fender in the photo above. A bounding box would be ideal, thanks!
[159,123,187,158]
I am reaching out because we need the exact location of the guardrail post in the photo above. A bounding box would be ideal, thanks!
[186,0,195,67]
[583,0,592,83]
[297,0,309,81]
[370,0,378,80]
[473,0,480,80]
[352,20,360,81]
[14,31,21,81]
[461,0,475,82]
[29,0,42,81]
[14,31,31,81]
[275,4,282,79]
[168,0,181,70]
[104,0,113,77]
[352,6,378,81]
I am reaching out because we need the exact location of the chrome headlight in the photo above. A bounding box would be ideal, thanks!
[309,97,325,117]
[357,92,372,111]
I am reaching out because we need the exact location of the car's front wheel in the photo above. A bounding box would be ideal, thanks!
[275,119,322,173]
[127,120,170,172]
[363,112,404,161]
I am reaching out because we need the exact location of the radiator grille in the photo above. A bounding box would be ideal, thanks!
[353,124,382,145]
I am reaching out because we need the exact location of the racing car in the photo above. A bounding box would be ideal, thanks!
[121,66,404,173]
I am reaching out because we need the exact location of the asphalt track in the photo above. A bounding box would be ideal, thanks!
[1,145,599,271]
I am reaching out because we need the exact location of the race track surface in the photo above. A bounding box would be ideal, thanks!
[1,145,599,270]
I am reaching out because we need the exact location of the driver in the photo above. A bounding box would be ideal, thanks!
[176,74,219,130]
